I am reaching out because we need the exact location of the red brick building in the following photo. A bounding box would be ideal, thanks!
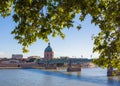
[44,43,54,60]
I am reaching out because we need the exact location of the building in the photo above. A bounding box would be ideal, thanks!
[44,43,54,60]
[27,56,40,60]
[12,54,23,60]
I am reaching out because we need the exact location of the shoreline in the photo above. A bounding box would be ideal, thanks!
[0,62,97,69]
[0,66,44,69]
[0,66,97,69]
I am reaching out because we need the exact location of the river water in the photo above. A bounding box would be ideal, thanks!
[0,68,120,86]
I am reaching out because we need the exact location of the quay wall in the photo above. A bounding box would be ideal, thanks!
[0,63,42,69]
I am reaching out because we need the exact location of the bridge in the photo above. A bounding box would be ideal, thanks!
[38,58,91,64]
[38,58,91,72]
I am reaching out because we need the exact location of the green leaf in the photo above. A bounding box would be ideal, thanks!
[29,0,32,4]
[77,25,81,30]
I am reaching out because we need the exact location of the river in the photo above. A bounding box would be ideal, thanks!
[0,68,120,86]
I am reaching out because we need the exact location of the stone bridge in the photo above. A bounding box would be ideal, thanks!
[38,58,91,72]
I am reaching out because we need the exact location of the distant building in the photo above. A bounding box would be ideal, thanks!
[9,59,20,63]
[27,56,40,60]
[44,43,54,60]
[60,56,69,59]
[12,54,23,60]
[0,58,9,64]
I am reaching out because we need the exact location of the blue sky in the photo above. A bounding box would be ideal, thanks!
[0,14,100,58]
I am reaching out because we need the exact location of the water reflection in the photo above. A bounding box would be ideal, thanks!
[77,72,81,76]
[0,68,120,86]
[22,68,120,85]
[107,76,120,86]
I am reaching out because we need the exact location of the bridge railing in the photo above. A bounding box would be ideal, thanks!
[38,58,91,64]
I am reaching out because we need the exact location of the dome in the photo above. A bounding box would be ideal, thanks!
[44,43,53,52]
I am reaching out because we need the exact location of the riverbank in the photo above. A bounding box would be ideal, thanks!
[0,67,45,69]
[0,62,97,69]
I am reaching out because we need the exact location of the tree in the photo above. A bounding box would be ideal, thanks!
[27,58,38,62]
[0,0,120,69]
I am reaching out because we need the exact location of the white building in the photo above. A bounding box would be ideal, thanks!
[12,54,23,60]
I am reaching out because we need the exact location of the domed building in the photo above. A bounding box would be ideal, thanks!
[44,43,54,60]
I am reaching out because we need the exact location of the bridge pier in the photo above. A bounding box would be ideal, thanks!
[67,67,81,72]
[45,64,57,69]
[44,60,57,69]
[67,60,81,72]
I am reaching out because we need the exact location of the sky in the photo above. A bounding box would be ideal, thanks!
[0,14,100,59]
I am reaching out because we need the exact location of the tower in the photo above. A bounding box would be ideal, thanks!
[44,43,54,60]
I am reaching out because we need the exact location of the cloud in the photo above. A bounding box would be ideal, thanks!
[0,51,8,57]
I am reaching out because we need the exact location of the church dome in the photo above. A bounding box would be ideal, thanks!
[44,43,53,52]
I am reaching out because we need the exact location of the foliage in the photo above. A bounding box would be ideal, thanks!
[27,58,38,62]
[0,0,120,69]
[93,29,120,69]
